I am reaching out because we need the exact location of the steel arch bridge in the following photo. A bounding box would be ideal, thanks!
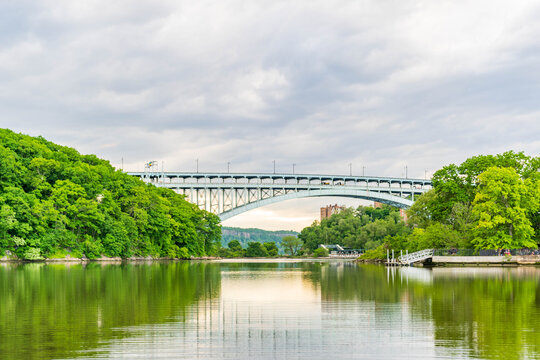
[127,172,432,220]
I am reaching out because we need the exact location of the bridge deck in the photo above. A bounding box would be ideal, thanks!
[128,171,432,187]
[127,171,432,219]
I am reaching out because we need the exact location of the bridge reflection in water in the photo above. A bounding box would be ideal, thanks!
[128,171,432,219]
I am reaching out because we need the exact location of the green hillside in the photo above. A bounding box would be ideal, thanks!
[221,227,297,249]
[0,129,221,260]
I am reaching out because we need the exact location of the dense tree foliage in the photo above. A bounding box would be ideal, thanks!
[407,151,539,250]
[0,129,221,259]
[221,227,297,250]
[430,151,539,223]
[281,235,304,256]
[471,167,539,249]
[245,242,269,257]
[263,241,279,257]
[297,151,539,260]
[217,240,280,258]
[299,206,410,252]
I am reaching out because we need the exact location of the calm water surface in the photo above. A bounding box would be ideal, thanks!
[0,261,539,359]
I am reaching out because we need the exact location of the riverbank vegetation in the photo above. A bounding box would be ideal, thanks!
[0,129,221,260]
[407,151,539,250]
[217,236,307,258]
[298,151,539,260]
[221,227,297,250]
[218,239,279,257]
[299,205,409,253]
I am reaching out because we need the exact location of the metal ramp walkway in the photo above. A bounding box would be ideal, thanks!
[386,249,435,266]
[398,249,434,265]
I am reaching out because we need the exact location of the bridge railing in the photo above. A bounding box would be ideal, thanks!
[397,249,434,265]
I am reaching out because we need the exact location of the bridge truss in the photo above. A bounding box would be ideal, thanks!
[127,172,432,220]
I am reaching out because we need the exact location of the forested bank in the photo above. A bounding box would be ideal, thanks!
[221,227,297,250]
[299,205,409,252]
[298,151,539,259]
[0,129,221,260]
[217,235,308,258]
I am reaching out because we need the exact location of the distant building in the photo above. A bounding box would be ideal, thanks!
[400,208,408,222]
[320,204,345,220]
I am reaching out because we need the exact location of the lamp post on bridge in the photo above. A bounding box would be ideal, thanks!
[196,159,199,173]
[349,163,352,176]
[362,166,365,177]
[293,163,296,174]
[227,162,230,173]
[273,160,276,174]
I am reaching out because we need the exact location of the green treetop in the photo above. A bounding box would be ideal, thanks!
[281,236,303,256]
[0,128,222,259]
[472,167,539,249]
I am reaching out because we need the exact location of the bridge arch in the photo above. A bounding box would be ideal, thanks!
[219,188,413,221]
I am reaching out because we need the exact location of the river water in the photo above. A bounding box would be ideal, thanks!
[0,260,539,359]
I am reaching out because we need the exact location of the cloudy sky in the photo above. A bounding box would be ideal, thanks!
[1,0,539,230]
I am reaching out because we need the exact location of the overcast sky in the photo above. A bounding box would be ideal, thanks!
[1,0,539,230]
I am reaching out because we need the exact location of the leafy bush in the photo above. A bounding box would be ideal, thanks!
[263,242,279,257]
[359,245,386,260]
[23,247,43,260]
[313,247,329,257]
[177,247,190,259]
[245,242,268,257]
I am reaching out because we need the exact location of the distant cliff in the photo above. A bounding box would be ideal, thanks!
[221,227,297,248]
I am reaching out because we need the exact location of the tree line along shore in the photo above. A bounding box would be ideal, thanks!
[0,129,538,261]
[0,129,221,260]
[297,151,539,261]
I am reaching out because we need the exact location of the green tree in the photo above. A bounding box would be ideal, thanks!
[245,242,268,257]
[313,247,329,257]
[281,236,303,256]
[228,240,242,252]
[407,223,461,251]
[406,190,438,228]
[0,205,17,251]
[431,151,535,221]
[298,205,410,252]
[471,167,539,249]
[263,241,279,257]
[225,239,244,257]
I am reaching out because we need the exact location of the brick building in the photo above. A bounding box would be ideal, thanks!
[320,204,345,221]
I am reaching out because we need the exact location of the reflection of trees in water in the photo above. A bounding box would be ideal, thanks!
[313,264,540,360]
[0,262,221,360]
[313,263,409,302]
[427,268,540,360]
[3,261,538,360]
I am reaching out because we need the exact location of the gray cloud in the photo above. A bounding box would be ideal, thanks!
[1,0,540,229]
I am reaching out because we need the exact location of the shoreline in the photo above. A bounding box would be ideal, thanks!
[0,255,355,264]
[3,255,540,266]
[357,255,540,267]
[428,255,540,266]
